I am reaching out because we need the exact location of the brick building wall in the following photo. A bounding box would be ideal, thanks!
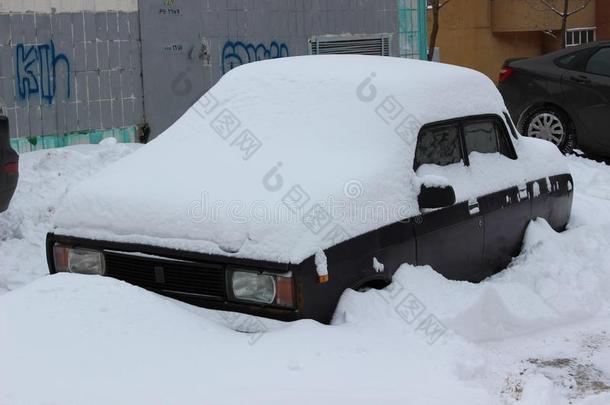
[597,1,610,40]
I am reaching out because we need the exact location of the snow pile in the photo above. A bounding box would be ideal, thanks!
[0,273,497,405]
[565,154,610,228]
[50,55,566,265]
[0,143,140,293]
[335,218,610,342]
[0,145,609,404]
[335,154,610,344]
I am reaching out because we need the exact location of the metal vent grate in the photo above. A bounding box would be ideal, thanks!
[309,35,392,57]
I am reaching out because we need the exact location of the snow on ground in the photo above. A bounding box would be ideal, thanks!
[0,143,140,294]
[1,145,610,404]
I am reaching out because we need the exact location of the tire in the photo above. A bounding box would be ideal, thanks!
[352,279,390,293]
[520,107,575,154]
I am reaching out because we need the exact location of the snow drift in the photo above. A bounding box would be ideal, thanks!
[0,145,609,404]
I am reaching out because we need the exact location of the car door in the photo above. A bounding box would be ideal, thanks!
[561,46,610,150]
[413,122,486,282]
[462,116,531,278]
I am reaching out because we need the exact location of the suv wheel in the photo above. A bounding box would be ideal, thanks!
[521,107,575,154]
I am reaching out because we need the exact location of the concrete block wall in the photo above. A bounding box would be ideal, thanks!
[0,0,143,151]
[140,0,399,138]
[0,0,406,146]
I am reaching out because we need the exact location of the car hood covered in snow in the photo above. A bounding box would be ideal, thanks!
[53,55,568,264]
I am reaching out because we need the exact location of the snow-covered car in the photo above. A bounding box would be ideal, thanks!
[46,56,573,324]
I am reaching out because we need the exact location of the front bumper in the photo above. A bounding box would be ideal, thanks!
[46,233,303,322]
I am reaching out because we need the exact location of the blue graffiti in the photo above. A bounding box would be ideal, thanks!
[16,40,71,103]
[222,40,289,74]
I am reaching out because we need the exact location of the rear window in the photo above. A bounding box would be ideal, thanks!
[414,124,462,169]
[556,53,578,68]
[554,48,592,71]
[586,47,610,77]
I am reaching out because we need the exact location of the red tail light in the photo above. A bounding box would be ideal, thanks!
[499,67,514,83]
[3,162,18,173]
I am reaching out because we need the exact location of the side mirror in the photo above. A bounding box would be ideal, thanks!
[418,184,456,209]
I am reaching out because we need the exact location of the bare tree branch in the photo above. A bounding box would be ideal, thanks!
[540,0,563,17]
[540,0,593,17]
[439,0,452,9]
[538,0,594,47]
[566,0,592,16]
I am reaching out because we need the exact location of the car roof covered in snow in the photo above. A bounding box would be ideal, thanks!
[53,55,564,264]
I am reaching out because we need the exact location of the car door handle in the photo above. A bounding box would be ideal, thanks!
[570,75,591,85]
[468,198,480,215]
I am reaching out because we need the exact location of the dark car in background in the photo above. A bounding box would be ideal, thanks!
[499,41,610,156]
[0,104,19,212]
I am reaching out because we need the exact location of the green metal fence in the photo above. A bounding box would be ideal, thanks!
[10,126,137,154]
[398,0,428,60]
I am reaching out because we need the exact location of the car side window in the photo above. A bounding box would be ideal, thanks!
[463,118,514,159]
[502,112,519,140]
[557,53,578,68]
[414,116,516,170]
[586,48,610,77]
[498,127,513,158]
[555,49,596,72]
[414,124,462,170]
[464,121,498,154]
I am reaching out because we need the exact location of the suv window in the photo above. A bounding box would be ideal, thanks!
[414,115,515,170]
[586,47,610,77]
[414,124,462,169]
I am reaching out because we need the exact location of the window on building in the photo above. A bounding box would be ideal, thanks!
[566,27,596,47]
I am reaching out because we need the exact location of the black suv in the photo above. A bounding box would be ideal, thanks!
[499,41,610,156]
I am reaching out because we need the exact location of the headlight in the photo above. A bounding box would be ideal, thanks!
[230,269,294,308]
[53,244,105,275]
[231,271,276,304]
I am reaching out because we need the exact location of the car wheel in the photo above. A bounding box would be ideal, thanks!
[521,107,575,154]
[353,279,390,293]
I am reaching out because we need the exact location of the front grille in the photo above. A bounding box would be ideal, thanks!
[104,251,227,300]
